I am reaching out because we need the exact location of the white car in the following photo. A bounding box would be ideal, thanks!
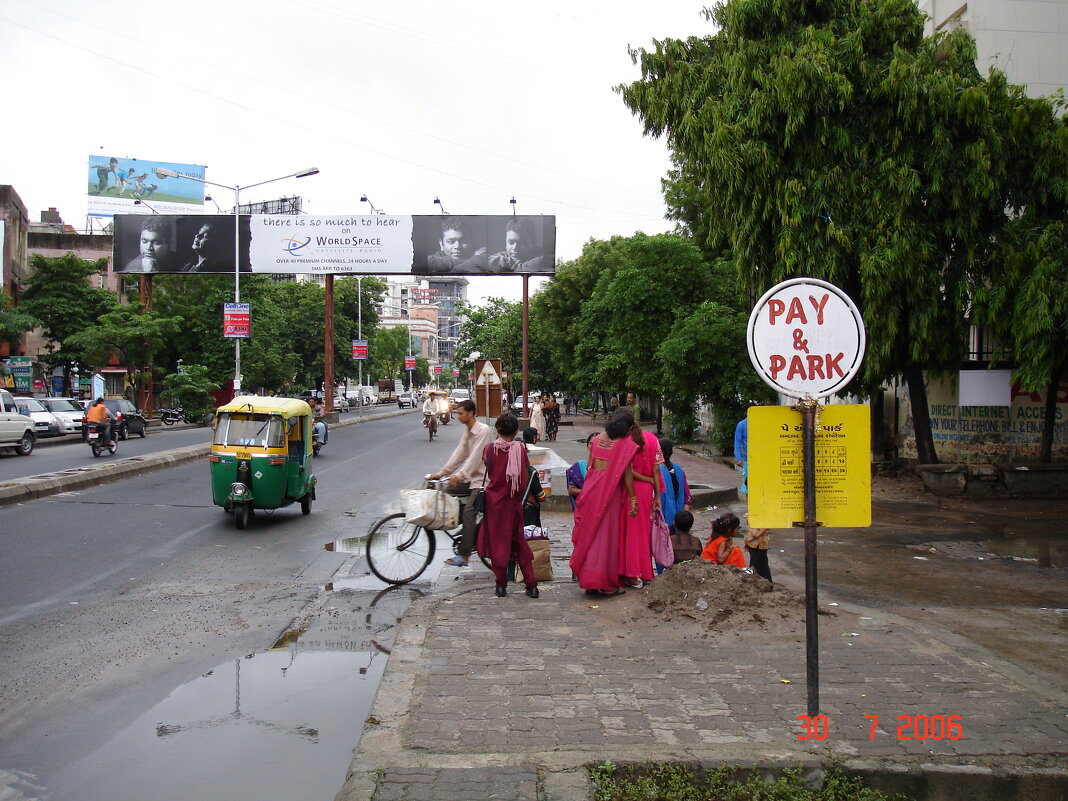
[0,389,36,455]
[41,397,85,435]
[13,396,62,438]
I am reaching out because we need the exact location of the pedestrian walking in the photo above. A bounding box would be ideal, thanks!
[744,517,772,582]
[617,409,663,589]
[478,413,539,598]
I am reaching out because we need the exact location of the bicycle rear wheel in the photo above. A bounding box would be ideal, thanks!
[366,512,435,584]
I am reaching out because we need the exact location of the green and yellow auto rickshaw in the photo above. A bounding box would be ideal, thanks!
[210,396,317,529]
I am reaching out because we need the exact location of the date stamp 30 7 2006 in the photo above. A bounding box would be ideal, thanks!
[797,714,964,741]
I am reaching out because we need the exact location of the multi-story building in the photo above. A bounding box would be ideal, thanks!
[918,0,1067,97]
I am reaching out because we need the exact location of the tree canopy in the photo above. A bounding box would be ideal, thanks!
[618,0,1066,462]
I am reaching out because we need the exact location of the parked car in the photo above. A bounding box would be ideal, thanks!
[397,392,415,409]
[41,397,85,435]
[79,398,147,440]
[13,396,62,438]
[511,394,539,413]
[0,389,36,455]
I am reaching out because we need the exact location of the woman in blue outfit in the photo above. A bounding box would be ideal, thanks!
[655,437,691,574]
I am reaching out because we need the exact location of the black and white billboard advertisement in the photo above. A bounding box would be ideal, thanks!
[114,215,251,274]
[113,214,556,275]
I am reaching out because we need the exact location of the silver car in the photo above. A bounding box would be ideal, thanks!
[41,397,85,435]
[13,397,62,438]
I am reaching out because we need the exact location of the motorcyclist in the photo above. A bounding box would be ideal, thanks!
[311,398,328,444]
[86,397,117,446]
[422,392,440,433]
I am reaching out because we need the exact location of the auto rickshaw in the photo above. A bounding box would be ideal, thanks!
[210,396,317,529]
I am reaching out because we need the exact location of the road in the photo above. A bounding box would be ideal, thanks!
[0,410,450,801]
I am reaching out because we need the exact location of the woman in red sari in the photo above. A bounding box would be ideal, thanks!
[618,409,664,588]
[478,413,539,598]
[569,414,639,596]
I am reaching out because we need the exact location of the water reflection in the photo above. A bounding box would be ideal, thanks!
[44,586,423,801]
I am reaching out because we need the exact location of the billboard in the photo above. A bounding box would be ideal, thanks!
[115,214,556,275]
[251,214,555,275]
[114,215,251,273]
[88,156,206,217]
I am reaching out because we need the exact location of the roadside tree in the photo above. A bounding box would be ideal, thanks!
[619,0,1040,463]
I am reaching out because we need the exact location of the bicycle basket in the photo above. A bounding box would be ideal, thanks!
[400,488,460,529]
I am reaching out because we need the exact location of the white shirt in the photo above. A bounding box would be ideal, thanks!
[440,420,494,489]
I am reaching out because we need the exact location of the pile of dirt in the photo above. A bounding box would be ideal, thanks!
[624,559,819,637]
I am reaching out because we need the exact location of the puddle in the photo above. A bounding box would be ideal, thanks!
[985,532,1066,568]
[42,587,422,801]
[324,536,364,554]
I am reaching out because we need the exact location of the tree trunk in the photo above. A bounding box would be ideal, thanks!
[905,365,938,464]
[1038,362,1064,464]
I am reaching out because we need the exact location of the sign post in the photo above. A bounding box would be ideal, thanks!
[747,277,866,717]
[474,359,503,422]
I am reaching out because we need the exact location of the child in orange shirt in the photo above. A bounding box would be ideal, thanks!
[701,513,747,568]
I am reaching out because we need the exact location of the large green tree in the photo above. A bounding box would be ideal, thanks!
[0,290,36,350]
[537,233,714,403]
[619,0,1039,463]
[971,90,1068,462]
[66,305,184,405]
[19,253,119,390]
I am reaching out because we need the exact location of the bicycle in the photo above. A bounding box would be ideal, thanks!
[423,412,437,441]
[365,478,491,585]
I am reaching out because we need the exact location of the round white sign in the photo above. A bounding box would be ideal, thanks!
[747,277,866,399]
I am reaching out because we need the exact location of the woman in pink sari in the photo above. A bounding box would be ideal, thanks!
[569,415,639,596]
[617,410,664,588]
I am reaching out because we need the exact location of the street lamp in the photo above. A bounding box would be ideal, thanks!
[153,166,319,392]
[360,194,383,214]
[133,199,160,214]
[203,194,225,214]
[433,196,448,214]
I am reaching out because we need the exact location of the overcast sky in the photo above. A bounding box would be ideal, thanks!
[1,0,715,305]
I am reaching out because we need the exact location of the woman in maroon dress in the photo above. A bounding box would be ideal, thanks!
[477,413,539,598]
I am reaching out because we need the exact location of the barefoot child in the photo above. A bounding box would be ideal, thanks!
[701,513,747,568]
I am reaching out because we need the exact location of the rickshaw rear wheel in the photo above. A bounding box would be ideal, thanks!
[301,493,312,515]
[234,502,250,529]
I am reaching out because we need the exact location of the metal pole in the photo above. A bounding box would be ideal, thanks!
[234,185,241,394]
[800,399,820,716]
[324,275,335,414]
[521,275,529,418]
[357,277,363,408]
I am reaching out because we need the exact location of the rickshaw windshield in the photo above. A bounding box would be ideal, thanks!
[213,413,286,449]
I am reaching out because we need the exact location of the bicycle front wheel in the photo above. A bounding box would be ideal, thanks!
[366,513,436,584]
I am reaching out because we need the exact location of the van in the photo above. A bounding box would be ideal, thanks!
[0,389,37,455]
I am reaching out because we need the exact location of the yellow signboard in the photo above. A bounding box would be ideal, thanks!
[748,404,871,528]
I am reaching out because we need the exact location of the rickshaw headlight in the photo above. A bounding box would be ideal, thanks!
[231,483,248,497]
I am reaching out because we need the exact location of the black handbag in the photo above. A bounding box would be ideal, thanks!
[472,446,493,513]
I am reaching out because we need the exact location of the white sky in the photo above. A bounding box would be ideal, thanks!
[0,0,715,305]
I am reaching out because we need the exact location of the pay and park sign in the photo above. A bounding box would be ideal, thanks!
[745,278,871,528]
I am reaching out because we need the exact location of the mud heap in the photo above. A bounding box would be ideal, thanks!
[626,559,815,636]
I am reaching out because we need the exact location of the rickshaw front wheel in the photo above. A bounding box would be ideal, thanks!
[234,502,250,529]
[301,493,312,515]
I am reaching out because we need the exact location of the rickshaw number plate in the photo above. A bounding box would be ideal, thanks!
[237,451,251,460]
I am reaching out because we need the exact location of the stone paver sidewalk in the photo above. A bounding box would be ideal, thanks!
[335,417,1068,801]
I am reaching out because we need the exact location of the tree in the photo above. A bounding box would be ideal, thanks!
[160,364,219,422]
[19,253,119,389]
[372,326,410,384]
[619,0,1037,463]
[539,233,713,400]
[0,290,36,350]
[66,306,183,405]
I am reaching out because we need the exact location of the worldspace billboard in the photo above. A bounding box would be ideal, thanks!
[88,155,206,218]
[114,214,556,275]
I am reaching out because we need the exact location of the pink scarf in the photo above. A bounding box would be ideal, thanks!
[492,438,525,494]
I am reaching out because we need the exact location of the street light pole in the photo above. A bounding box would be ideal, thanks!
[154,166,318,394]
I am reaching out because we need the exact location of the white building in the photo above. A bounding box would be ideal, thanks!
[918,0,1067,98]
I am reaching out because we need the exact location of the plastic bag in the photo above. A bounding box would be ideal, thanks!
[400,489,459,529]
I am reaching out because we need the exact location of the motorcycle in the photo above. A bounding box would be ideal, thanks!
[86,422,117,457]
[159,407,182,426]
[312,421,326,455]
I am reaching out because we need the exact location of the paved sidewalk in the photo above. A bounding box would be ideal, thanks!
[336,417,1068,801]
